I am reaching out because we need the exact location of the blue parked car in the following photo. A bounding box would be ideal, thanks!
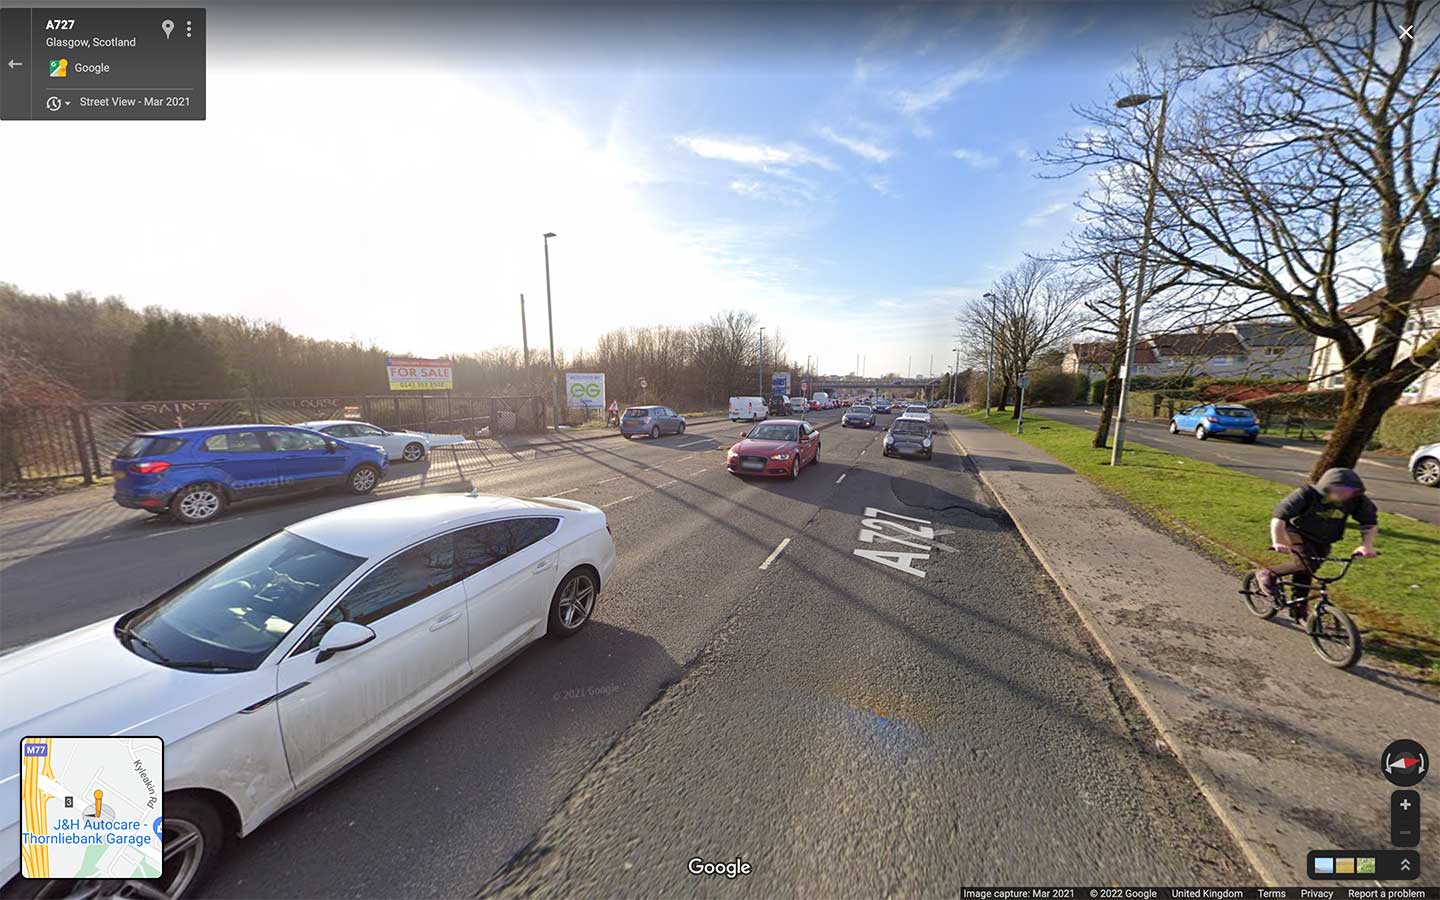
[111,425,389,523]
[1169,403,1260,443]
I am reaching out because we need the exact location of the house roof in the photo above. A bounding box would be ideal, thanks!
[1340,268,1440,319]
[1148,332,1247,357]
[1233,322,1312,348]
[1069,341,1158,365]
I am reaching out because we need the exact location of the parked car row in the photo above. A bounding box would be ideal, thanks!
[111,419,466,525]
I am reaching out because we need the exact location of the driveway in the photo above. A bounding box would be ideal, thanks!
[1035,406,1439,525]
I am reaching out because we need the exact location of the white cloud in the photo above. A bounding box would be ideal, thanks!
[892,64,988,116]
[818,127,893,163]
[951,147,999,169]
[676,136,835,171]
[1023,201,1073,227]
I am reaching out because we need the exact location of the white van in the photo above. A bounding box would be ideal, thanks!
[729,396,767,422]
[812,392,830,408]
[787,396,809,416]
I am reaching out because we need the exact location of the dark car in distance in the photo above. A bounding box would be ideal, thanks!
[111,425,389,524]
[842,404,876,428]
[883,416,935,460]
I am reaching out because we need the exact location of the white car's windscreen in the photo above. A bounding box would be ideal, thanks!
[119,532,365,671]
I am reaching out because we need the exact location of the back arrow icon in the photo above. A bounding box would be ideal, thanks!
[6,59,23,69]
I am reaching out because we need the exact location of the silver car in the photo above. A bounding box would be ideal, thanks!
[1411,442,1440,487]
[620,405,687,439]
[883,415,934,459]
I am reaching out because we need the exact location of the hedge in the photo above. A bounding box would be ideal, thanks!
[1244,389,1346,421]
[1377,401,1440,449]
[1026,368,1089,406]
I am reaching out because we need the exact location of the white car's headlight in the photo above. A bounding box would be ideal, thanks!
[771,452,791,460]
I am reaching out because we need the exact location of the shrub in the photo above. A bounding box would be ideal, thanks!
[1089,378,1107,405]
[1376,401,1440,450]
[1026,368,1088,406]
[1246,389,1346,421]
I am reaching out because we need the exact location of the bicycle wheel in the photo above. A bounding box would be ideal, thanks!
[1239,572,1278,619]
[1310,603,1362,668]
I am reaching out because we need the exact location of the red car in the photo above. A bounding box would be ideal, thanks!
[726,419,821,479]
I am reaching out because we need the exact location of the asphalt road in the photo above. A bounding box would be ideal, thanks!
[1034,405,1439,525]
[0,410,1252,895]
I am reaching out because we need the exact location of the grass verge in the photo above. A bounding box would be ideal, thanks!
[966,409,1440,679]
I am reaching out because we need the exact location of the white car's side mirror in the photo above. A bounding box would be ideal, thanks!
[316,621,376,663]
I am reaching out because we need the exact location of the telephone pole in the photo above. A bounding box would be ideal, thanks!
[519,294,530,367]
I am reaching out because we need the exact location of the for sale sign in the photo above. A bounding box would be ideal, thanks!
[566,373,606,411]
[387,357,454,392]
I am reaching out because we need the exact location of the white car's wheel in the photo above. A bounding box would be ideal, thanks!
[1195,425,1208,441]
[401,442,425,462]
[6,795,228,899]
[548,568,598,637]
[1168,420,1179,434]
[1415,456,1440,487]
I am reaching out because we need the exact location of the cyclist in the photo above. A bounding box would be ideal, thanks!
[1256,467,1379,622]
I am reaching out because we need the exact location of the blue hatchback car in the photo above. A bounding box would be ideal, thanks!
[1169,403,1260,443]
[112,424,389,523]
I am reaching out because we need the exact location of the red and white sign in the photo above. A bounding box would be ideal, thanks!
[386,357,454,392]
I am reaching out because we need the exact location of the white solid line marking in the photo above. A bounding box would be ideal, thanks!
[677,439,710,447]
[601,495,636,509]
[759,537,791,570]
[597,475,625,485]
[836,473,847,483]
[551,488,580,497]
[860,449,866,455]
[655,479,678,489]
[690,468,708,476]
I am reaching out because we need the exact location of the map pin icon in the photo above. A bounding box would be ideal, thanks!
[161,19,174,39]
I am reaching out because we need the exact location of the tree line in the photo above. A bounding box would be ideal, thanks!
[0,284,805,411]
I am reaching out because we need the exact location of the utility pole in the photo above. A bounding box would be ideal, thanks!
[951,347,960,404]
[983,292,997,416]
[520,293,530,368]
[543,233,559,432]
[759,327,766,396]
[1110,90,1169,466]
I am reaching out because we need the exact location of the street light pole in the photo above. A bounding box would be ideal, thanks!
[519,293,530,368]
[758,327,766,396]
[982,292,997,416]
[1110,90,1169,467]
[543,232,559,432]
[951,346,960,404]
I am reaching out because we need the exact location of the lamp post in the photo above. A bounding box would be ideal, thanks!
[519,293,530,368]
[758,327,766,396]
[982,292,997,416]
[1110,90,1168,467]
[951,346,960,404]
[543,232,559,432]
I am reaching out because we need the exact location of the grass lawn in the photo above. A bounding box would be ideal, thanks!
[966,409,1440,678]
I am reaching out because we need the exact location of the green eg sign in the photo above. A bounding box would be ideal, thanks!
[565,373,606,410]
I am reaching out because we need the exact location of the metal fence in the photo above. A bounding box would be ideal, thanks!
[1,393,547,485]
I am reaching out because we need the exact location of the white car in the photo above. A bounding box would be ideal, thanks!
[296,420,466,463]
[0,493,616,898]
[1411,442,1440,487]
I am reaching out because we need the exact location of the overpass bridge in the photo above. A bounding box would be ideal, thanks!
[806,376,943,398]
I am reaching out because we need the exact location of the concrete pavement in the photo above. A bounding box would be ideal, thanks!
[1036,405,1438,525]
[944,412,1438,886]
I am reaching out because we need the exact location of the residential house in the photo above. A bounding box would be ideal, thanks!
[1144,331,1251,379]
[1308,270,1440,404]
[1062,341,1159,382]
[1232,321,1313,379]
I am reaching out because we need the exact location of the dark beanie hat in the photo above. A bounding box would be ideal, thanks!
[1316,467,1365,492]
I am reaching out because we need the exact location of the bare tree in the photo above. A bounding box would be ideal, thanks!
[958,258,1082,416]
[1054,1,1440,475]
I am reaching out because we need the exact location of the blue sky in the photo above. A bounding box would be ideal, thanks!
[0,1,1193,378]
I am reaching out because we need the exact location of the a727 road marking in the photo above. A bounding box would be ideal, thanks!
[852,506,954,578]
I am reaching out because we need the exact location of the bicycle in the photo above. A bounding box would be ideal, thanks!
[1239,552,1368,669]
